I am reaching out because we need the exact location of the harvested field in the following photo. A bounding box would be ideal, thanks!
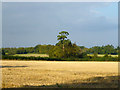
[87,54,118,57]
[14,54,49,57]
[2,60,118,88]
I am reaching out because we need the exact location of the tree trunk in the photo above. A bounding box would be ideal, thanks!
[63,44,64,52]
[63,39,64,52]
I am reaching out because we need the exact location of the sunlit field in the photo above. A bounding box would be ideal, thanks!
[14,54,118,58]
[2,60,118,88]
[14,54,49,57]
[87,54,118,57]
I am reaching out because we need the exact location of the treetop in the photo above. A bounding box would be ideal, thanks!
[59,31,69,36]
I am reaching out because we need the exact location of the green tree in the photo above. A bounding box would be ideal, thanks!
[57,31,69,52]
[49,31,86,58]
[104,53,108,57]
[34,44,54,54]
[2,49,5,55]
[94,52,98,58]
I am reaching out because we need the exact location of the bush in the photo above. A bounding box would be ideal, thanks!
[2,55,118,61]
[49,40,87,58]
[104,54,108,57]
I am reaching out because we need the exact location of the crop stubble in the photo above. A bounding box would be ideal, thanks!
[1,60,118,88]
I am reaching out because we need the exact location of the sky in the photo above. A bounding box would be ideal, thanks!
[2,2,118,48]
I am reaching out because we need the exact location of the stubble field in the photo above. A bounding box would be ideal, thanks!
[13,54,49,57]
[2,60,119,88]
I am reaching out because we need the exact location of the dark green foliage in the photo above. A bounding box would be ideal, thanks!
[34,44,54,54]
[49,39,86,58]
[104,53,108,57]
[87,45,118,55]
[24,47,34,53]
[57,31,69,52]
[2,49,5,55]
[51,31,87,58]
[2,55,118,61]
[1,44,118,59]
[93,53,98,58]
[2,45,54,55]
[2,55,62,61]
[49,45,63,58]
[57,31,69,41]
[16,48,27,54]
[1,31,118,60]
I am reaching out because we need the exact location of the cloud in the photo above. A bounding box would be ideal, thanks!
[2,2,117,47]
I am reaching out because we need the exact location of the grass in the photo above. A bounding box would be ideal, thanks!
[13,54,49,57]
[87,54,118,57]
[2,60,118,88]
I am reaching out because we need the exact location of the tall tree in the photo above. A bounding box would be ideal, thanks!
[57,31,69,52]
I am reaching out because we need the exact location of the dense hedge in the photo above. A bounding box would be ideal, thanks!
[2,55,118,61]
[2,55,62,61]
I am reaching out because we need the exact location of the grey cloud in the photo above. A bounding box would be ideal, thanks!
[2,2,117,47]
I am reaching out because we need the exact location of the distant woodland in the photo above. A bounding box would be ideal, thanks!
[1,31,119,61]
[1,44,118,56]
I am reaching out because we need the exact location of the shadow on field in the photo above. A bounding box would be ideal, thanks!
[0,66,28,68]
[22,76,119,88]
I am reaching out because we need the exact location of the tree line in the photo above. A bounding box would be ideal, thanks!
[1,45,54,55]
[1,44,118,55]
[1,31,119,59]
